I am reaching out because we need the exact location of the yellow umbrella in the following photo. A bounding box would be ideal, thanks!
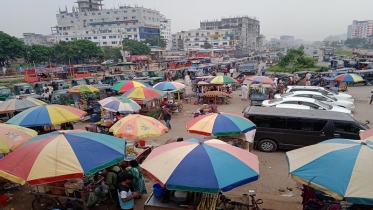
[109,114,168,139]
[68,85,99,94]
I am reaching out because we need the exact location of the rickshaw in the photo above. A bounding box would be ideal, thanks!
[50,90,68,104]
[0,86,12,101]
[84,77,98,85]
[13,83,35,95]
[313,55,319,61]
[71,78,87,87]
[34,81,51,94]
[52,80,69,91]
[103,75,122,85]
[330,60,344,69]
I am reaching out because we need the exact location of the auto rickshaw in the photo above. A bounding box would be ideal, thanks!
[71,78,87,87]
[84,77,98,85]
[118,74,131,81]
[50,90,68,104]
[103,75,122,85]
[34,82,51,94]
[313,55,319,61]
[52,80,69,91]
[0,86,12,101]
[13,83,35,95]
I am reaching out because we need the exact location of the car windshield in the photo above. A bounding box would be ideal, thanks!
[0,89,10,94]
[268,98,283,104]
[322,88,339,95]
[314,100,332,110]
[280,92,294,97]
[77,80,87,85]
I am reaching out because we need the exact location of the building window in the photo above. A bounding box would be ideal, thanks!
[108,30,112,33]
[128,35,132,38]
[106,12,110,14]
[188,33,191,36]
[112,35,116,38]
[84,37,88,40]
[88,37,92,40]
[71,21,74,23]
[86,31,89,34]
[127,29,131,32]
[117,24,121,26]
[93,37,97,39]
[133,28,137,32]
[124,17,127,20]
[108,24,112,26]
[90,19,93,22]
[207,32,210,35]
[103,42,107,45]
[92,13,95,15]
[114,11,118,14]
[123,11,127,13]
[134,35,138,38]
[132,16,136,19]
[194,43,199,46]
[65,38,69,41]
[61,15,64,18]
[71,38,77,40]
[102,36,106,39]
[96,42,99,45]
[116,17,119,20]
[223,42,228,45]
[112,41,117,44]
[213,43,218,45]
[101,18,105,20]
[132,9,136,12]
[84,14,87,16]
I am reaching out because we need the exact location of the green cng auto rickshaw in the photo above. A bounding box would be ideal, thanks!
[0,86,12,101]
[13,83,35,95]
[52,80,69,91]
[71,78,87,87]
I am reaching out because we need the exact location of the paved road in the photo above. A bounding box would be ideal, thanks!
[304,46,330,67]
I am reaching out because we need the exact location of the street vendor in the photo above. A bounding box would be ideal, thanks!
[118,173,140,210]
[209,100,218,113]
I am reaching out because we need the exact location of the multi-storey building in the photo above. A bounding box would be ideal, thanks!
[52,1,169,47]
[23,33,60,46]
[200,16,260,50]
[280,35,295,46]
[174,29,233,51]
[159,15,172,50]
[347,20,373,39]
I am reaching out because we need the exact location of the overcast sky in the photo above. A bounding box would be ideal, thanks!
[1,0,372,41]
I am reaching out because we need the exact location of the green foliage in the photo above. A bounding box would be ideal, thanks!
[345,38,366,48]
[277,48,316,68]
[53,40,103,64]
[25,44,53,64]
[142,36,167,48]
[122,38,150,55]
[298,45,305,51]
[201,41,212,49]
[267,65,321,73]
[102,46,122,61]
[0,32,24,66]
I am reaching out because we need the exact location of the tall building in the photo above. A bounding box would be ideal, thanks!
[347,20,373,39]
[174,29,233,51]
[280,35,295,46]
[200,16,260,50]
[160,15,172,50]
[52,3,169,47]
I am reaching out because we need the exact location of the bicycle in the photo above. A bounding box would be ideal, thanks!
[217,193,263,210]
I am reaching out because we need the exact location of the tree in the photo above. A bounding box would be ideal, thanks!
[53,40,103,64]
[122,38,150,55]
[201,41,212,49]
[345,38,366,48]
[25,44,53,65]
[277,48,316,68]
[298,45,305,51]
[0,31,24,66]
[102,46,122,61]
[142,36,167,48]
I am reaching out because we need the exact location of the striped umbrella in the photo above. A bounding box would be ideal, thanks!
[153,82,185,92]
[68,85,99,94]
[0,98,47,114]
[0,124,37,153]
[335,74,364,83]
[185,112,256,136]
[6,105,87,127]
[141,138,259,193]
[98,97,141,113]
[0,130,126,185]
[286,138,373,204]
[246,76,274,84]
[121,87,166,100]
[112,80,151,93]
[206,76,238,84]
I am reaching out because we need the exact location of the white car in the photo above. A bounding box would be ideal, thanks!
[275,104,314,110]
[286,86,354,102]
[274,91,355,111]
[262,97,352,116]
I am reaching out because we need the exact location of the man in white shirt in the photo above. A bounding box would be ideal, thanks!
[306,72,312,79]
[241,84,248,100]
[229,68,235,77]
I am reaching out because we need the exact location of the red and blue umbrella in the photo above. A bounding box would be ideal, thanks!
[0,130,126,185]
[153,82,185,92]
[112,80,151,93]
[246,76,274,84]
[141,138,259,193]
[335,74,364,83]
[185,113,256,136]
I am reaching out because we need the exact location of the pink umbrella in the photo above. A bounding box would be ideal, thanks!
[246,76,274,84]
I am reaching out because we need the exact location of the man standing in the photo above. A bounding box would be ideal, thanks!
[261,66,266,76]
[229,67,235,77]
[241,83,248,100]
[370,88,373,105]
[106,164,122,208]
[118,173,140,210]
[159,105,172,130]
[306,72,312,79]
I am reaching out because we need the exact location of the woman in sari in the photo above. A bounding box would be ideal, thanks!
[127,160,147,195]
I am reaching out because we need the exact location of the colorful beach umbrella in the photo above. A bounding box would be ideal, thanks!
[185,113,256,136]
[112,80,151,93]
[153,82,185,92]
[6,105,87,127]
[68,85,99,94]
[109,114,168,139]
[246,76,274,84]
[206,76,238,84]
[98,97,141,113]
[335,73,364,83]
[286,138,373,205]
[0,124,37,153]
[0,130,126,185]
[141,138,259,193]
[0,98,47,114]
[121,87,166,100]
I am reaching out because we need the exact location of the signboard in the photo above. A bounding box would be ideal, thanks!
[210,34,223,39]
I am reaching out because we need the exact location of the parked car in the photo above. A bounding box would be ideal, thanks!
[242,106,369,152]
[261,97,352,116]
[274,91,355,111]
[286,86,354,102]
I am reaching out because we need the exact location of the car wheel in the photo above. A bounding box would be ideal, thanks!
[258,139,277,152]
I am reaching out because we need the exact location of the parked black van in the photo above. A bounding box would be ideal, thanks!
[243,106,369,152]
